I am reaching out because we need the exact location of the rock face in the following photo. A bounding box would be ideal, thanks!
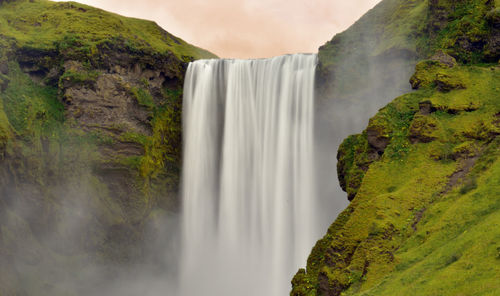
[0,1,215,294]
[292,0,500,295]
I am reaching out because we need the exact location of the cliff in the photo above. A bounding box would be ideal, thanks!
[0,0,215,294]
[292,0,500,295]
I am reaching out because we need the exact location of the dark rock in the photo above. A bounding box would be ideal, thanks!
[62,73,152,135]
[0,75,9,91]
[0,61,8,75]
[419,100,436,115]
[427,0,450,33]
[484,9,500,62]
[429,51,457,68]
[367,127,390,154]
[318,272,345,296]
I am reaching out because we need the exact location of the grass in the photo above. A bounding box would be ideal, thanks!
[292,63,500,295]
[130,87,155,109]
[2,62,63,135]
[357,141,500,295]
[316,0,497,106]
[0,2,204,294]
[59,68,100,86]
[0,0,190,212]
[0,0,216,61]
[318,0,427,70]
[0,0,195,210]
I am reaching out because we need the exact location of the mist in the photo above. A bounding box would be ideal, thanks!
[0,0,421,295]
[0,170,183,296]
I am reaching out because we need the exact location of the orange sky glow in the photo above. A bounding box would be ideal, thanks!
[53,0,382,59]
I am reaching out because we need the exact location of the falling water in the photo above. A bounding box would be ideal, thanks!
[180,54,318,295]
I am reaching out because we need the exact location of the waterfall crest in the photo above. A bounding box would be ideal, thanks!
[181,54,318,295]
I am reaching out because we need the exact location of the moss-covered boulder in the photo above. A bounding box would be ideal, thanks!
[409,114,441,143]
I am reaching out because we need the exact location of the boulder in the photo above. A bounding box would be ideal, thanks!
[435,73,466,92]
[409,114,440,143]
[429,51,457,68]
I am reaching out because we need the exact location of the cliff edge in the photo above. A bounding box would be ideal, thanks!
[0,1,215,294]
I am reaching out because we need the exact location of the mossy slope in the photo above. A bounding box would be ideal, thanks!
[293,61,500,296]
[0,0,216,61]
[293,0,500,295]
[0,1,214,295]
[316,0,499,103]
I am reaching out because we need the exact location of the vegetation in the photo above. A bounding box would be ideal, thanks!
[0,0,499,295]
[293,0,500,293]
[293,60,500,296]
[0,0,216,61]
[0,1,212,294]
[316,0,499,102]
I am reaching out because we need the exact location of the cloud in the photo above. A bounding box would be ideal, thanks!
[52,0,381,58]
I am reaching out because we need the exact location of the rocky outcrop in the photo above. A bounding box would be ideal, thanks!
[409,114,440,143]
[485,7,500,60]
[429,50,457,67]
[0,1,215,294]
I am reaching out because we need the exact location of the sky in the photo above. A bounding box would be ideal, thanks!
[53,0,382,59]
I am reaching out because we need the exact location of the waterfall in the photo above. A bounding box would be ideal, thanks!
[180,54,318,295]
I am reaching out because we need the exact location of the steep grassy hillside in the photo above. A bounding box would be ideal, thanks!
[0,1,215,295]
[293,0,500,295]
[0,0,215,61]
[315,0,499,128]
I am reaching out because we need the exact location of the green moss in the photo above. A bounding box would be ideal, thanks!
[88,130,115,145]
[337,133,371,200]
[353,141,500,296]
[409,59,469,91]
[0,0,216,60]
[140,102,181,179]
[318,0,428,70]
[431,0,494,63]
[1,62,63,135]
[119,156,143,170]
[377,99,418,159]
[0,98,12,150]
[452,140,480,159]
[59,69,99,86]
[409,114,441,143]
[458,177,478,194]
[293,63,500,296]
[119,131,149,146]
[130,87,155,109]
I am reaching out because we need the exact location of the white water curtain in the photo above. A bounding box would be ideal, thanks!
[181,54,317,296]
